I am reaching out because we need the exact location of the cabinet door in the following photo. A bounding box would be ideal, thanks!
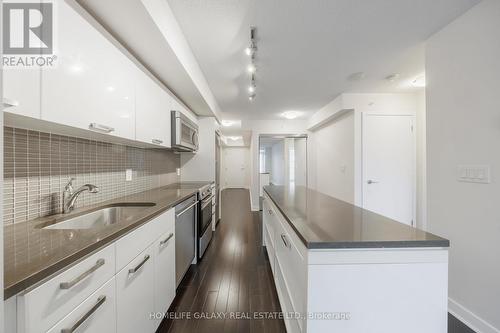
[41,1,136,140]
[135,72,171,147]
[46,278,116,333]
[116,245,156,333]
[153,230,176,329]
[3,67,41,119]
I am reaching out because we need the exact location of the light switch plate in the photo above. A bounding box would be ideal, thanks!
[457,165,491,184]
[126,169,133,181]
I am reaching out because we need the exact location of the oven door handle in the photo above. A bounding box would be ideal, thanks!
[201,195,214,208]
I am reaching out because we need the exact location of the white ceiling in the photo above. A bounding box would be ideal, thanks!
[167,0,479,120]
[76,0,216,117]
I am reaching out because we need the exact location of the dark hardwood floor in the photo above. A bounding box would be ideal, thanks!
[157,188,286,333]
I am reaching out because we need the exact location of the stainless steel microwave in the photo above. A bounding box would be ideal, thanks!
[171,111,199,152]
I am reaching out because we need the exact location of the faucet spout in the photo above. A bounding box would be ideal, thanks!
[63,183,99,213]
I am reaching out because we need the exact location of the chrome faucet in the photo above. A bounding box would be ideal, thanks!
[62,178,99,213]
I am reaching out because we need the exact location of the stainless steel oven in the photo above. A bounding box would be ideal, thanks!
[198,184,214,258]
[171,111,199,152]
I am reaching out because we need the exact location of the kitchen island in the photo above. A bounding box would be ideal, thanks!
[262,185,449,333]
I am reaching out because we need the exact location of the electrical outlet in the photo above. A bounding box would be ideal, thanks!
[176,168,181,176]
[457,165,491,184]
[126,169,133,181]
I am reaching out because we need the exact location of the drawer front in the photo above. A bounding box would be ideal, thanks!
[153,230,176,330]
[115,208,174,271]
[46,277,116,333]
[275,261,302,333]
[274,214,306,329]
[18,245,115,333]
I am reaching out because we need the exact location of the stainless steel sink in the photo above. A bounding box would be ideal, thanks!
[42,203,156,230]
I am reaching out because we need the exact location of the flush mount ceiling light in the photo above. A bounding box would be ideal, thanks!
[282,111,301,120]
[385,73,400,82]
[412,75,426,88]
[347,71,365,81]
[245,27,258,101]
[221,120,234,127]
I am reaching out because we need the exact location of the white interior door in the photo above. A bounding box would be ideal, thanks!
[222,147,249,188]
[362,114,415,225]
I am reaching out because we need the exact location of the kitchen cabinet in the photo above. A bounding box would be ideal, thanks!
[41,0,137,140]
[9,208,176,333]
[3,68,41,119]
[116,244,156,333]
[16,245,115,333]
[153,230,176,329]
[46,278,117,333]
[135,71,172,147]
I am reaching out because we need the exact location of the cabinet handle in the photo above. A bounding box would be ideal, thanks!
[160,233,174,246]
[128,254,150,274]
[152,139,163,144]
[268,209,273,215]
[60,259,105,289]
[281,234,291,249]
[176,201,198,218]
[61,295,106,333]
[89,123,115,133]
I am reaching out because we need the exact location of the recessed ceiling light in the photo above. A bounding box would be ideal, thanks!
[247,64,256,73]
[282,111,301,120]
[412,75,426,88]
[385,73,400,82]
[248,85,256,93]
[249,95,255,101]
[347,72,365,81]
[227,136,242,141]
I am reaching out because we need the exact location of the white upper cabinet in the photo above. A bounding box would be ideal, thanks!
[3,68,41,119]
[41,1,137,140]
[135,72,171,147]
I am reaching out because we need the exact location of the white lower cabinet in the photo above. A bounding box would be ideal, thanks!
[153,230,176,329]
[11,208,176,333]
[46,277,116,333]
[116,244,156,333]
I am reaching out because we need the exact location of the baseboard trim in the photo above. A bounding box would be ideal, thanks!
[449,298,499,333]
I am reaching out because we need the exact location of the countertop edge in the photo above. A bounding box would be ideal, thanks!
[263,187,450,250]
[4,189,198,300]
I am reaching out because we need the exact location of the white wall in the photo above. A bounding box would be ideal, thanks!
[308,93,423,211]
[221,146,250,188]
[294,138,307,186]
[271,140,285,185]
[426,1,500,332]
[1,0,4,325]
[180,117,218,182]
[244,119,308,211]
[309,111,355,203]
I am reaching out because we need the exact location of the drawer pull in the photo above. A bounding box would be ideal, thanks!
[61,295,106,333]
[281,234,291,249]
[152,138,164,144]
[160,233,174,246]
[128,254,150,274]
[89,123,115,133]
[60,259,105,289]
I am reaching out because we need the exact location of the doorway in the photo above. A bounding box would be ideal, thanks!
[221,147,250,189]
[362,114,416,225]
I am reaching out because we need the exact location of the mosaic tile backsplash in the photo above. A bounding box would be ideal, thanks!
[4,127,180,225]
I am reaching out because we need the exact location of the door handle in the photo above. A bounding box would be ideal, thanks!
[280,234,291,249]
[367,180,379,184]
[89,123,115,133]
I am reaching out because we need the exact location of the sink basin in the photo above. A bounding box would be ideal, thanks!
[42,203,156,230]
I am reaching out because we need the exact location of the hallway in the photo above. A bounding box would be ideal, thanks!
[159,189,285,333]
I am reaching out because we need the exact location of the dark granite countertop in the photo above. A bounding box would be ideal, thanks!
[264,185,450,249]
[3,182,210,300]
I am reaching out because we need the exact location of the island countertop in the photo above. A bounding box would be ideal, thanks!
[263,185,450,249]
[3,182,211,300]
